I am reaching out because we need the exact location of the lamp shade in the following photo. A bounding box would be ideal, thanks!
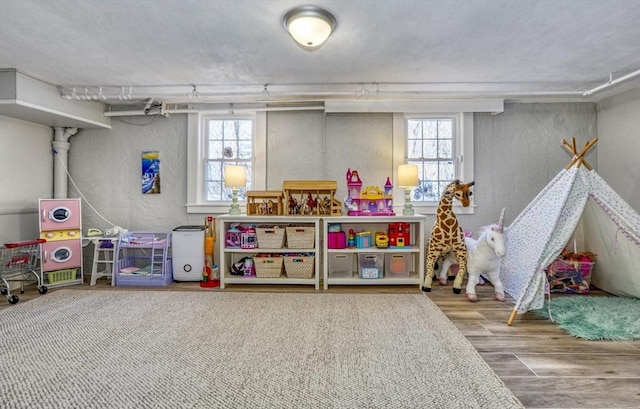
[398,164,419,188]
[283,6,336,50]
[224,165,246,188]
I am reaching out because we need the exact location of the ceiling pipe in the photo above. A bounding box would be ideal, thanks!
[583,69,640,96]
[60,81,591,101]
[103,104,325,117]
[52,127,79,199]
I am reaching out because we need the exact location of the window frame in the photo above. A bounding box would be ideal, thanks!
[392,112,475,215]
[186,111,266,214]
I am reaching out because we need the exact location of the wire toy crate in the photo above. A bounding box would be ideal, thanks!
[0,239,48,305]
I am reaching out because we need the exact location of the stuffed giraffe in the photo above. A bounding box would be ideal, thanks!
[422,179,475,294]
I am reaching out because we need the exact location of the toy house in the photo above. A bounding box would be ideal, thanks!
[345,169,395,216]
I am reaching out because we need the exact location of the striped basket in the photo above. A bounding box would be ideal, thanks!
[256,227,286,249]
[254,256,284,278]
[285,226,315,248]
[284,256,315,279]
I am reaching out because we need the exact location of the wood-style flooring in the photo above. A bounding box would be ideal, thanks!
[3,277,639,409]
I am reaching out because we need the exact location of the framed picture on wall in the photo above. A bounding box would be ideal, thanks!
[142,151,161,194]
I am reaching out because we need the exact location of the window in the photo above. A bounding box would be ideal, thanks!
[407,116,456,202]
[204,118,253,201]
[187,112,266,214]
[392,112,474,214]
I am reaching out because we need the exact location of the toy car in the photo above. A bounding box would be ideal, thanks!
[375,231,389,248]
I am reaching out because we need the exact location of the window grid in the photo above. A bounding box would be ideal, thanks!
[204,118,253,202]
[407,117,456,202]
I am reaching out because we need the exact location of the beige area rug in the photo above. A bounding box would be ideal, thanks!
[0,290,523,409]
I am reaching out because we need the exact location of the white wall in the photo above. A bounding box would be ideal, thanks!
[8,99,640,244]
[0,115,53,243]
[470,102,597,229]
[67,115,201,232]
[597,86,640,212]
[64,103,599,237]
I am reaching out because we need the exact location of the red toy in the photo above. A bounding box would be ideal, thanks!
[388,222,410,248]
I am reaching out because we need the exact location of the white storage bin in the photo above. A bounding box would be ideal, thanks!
[329,253,354,278]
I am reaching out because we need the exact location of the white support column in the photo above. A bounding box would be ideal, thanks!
[52,127,78,199]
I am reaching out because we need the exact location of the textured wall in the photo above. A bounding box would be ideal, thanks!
[597,86,640,212]
[68,115,204,232]
[266,111,394,204]
[65,104,601,237]
[266,111,325,187]
[66,105,601,235]
[0,116,53,243]
[325,113,394,202]
[467,102,598,231]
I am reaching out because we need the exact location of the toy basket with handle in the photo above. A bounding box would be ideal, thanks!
[285,226,315,248]
[254,256,284,278]
[284,256,315,279]
[256,227,286,249]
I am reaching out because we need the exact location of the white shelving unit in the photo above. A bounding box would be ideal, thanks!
[322,215,426,289]
[218,215,321,290]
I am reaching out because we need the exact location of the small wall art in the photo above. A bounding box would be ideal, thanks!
[141,151,161,194]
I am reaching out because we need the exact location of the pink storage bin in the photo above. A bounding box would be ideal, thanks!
[327,231,346,249]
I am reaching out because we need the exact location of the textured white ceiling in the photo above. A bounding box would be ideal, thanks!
[1,0,639,104]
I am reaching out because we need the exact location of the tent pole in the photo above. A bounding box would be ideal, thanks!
[507,309,518,326]
[564,137,598,169]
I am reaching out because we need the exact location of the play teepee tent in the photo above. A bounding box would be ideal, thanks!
[501,138,640,325]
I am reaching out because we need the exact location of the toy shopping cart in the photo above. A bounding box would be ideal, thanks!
[1,239,48,305]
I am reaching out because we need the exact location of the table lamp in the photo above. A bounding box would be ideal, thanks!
[224,165,246,215]
[398,164,419,216]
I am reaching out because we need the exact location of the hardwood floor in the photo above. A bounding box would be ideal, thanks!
[3,277,639,409]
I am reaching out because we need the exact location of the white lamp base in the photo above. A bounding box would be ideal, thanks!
[229,203,241,215]
[229,187,241,215]
[402,187,414,215]
[402,205,415,216]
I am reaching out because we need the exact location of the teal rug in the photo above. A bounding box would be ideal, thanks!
[534,296,640,340]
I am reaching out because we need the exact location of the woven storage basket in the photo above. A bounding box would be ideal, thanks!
[285,226,315,248]
[254,256,284,278]
[284,256,315,279]
[256,227,286,249]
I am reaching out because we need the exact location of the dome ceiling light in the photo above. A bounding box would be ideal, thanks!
[283,5,337,50]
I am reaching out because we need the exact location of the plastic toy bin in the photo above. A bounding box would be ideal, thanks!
[385,253,411,278]
[46,268,79,285]
[328,253,354,278]
[546,258,594,294]
[358,253,383,279]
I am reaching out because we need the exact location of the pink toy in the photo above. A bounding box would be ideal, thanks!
[345,168,395,216]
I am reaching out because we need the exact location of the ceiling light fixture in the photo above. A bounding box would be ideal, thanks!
[283,5,336,50]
